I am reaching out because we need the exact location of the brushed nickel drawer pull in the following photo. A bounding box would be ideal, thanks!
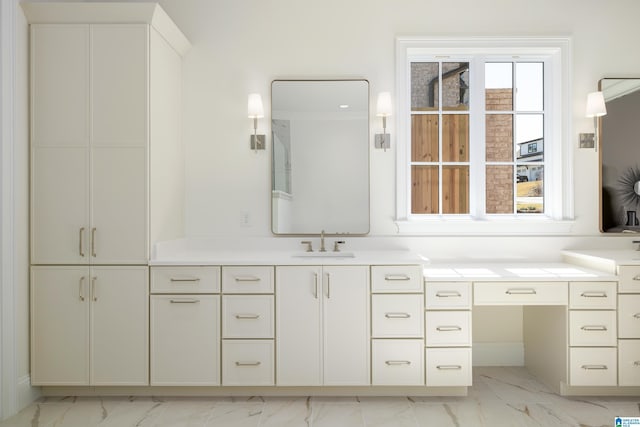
[79,227,85,257]
[170,277,201,283]
[506,288,537,295]
[79,276,86,301]
[634,313,640,319]
[170,299,200,304]
[235,314,260,319]
[91,276,97,301]
[580,325,608,331]
[634,361,640,367]
[581,364,608,370]
[235,361,261,366]
[580,291,607,298]
[234,276,260,282]
[385,360,411,366]
[385,274,411,281]
[436,291,462,298]
[385,312,411,319]
[326,273,331,299]
[436,325,462,332]
[313,273,318,299]
[633,274,640,281]
[91,227,97,257]
[437,365,462,370]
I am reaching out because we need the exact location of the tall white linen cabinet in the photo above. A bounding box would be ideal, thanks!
[23,3,190,386]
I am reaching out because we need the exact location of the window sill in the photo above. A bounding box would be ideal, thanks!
[395,217,575,236]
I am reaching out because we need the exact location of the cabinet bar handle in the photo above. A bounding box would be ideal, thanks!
[385,312,410,319]
[580,291,607,298]
[581,365,608,370]
[436,291,461,298]
[506,288,537,295]
[235,314,260,319]
[91,276,97,301]
[634,361,640,367]
[234,276,260,282]
[326,273,330,299]
[170,299,200,304]
[79,276,85,301]
[633,274,640,281]
[235,361,261,366]
[385,274,410,281]
[170,277,201,283]
[436,325,462,332]
[91,227,96,257]
[313,273,318,299]
[437,365,462,370]
[634,313,640,319]
[580,325,607,331]
[79,227,85,257]
[385,360,411,366]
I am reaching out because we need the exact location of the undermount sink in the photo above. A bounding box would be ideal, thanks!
[292,251,355,258]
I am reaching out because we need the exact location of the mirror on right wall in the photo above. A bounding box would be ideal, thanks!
[600,78,640,232]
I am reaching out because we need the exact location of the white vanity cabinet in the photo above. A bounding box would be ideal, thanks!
[31,266,148,386]
[150,266,221,386]
[371,265,424,385]
[222,266,275,386]
[276,265,370,386]
[618,267,640,385]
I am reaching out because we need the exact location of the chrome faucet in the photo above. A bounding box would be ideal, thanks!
[319,229,326,252]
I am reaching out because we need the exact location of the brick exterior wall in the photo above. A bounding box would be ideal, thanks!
[486,88,515,213]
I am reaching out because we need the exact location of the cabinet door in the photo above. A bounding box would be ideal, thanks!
[150,295,220,385]
[276,266,322,385]
[31,266,90,385]
[323,266,370,385]
[91,147,147,264]
[90,267,148,385]
[32,147,90,264]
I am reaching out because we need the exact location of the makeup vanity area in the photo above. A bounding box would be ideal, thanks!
[24,2,640,399]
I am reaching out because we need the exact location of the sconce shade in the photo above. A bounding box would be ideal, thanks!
[248,93,264,118]
[586,91,607,118]
[376,92,392,117]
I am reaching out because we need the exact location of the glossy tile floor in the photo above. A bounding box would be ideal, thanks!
[1,368,638,427]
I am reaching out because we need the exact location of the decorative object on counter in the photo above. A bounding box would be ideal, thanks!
[248,93,265,151]
[626,210,639,227]
[375,91,393,151]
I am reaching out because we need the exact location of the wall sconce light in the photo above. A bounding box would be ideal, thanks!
[581,91,607,151]
[247,93,265,151]
[375,92,392,151]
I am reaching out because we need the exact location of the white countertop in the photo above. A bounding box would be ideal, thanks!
[423,262,616,282]
[150,249,429,266]
[562,249,640,274]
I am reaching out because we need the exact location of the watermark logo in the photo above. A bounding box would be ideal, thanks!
[616,417,640,426]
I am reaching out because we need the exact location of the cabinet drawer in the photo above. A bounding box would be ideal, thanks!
[222,266,274,294]
[372,339,424,385]
[618,265,640,293]
[425,282,471,310]
[372,294,423,338]
[618,340,640,386]
[618,295,640,339]
[473,282,568,305]
[425,348,472,386]
[150,295,220,386]
[222,340,274,386]
[569,310,616,347]
[371,265,423,293]
[425,311,472,347]
[569,347,617,386]
[222,295,274,339]
[151,266,220,294]
[569,282,617,309]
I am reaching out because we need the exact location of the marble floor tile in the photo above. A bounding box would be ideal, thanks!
[2,368,639,427]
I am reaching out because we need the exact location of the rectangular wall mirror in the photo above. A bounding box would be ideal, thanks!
[271,79,370,235]
[600,78,640,232]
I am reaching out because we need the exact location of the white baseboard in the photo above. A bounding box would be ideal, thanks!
[17,375,40,412]
[473,342,524,367]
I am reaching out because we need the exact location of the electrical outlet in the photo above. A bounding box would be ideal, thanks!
[240,211,251,227]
